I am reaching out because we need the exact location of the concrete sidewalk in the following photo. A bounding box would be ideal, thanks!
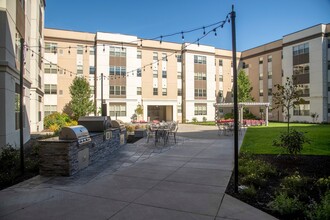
[0,124,277,220]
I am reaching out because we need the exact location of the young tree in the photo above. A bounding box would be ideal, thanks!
[238,69,254,102]
[272,76,304,132]
[67,77,95,120]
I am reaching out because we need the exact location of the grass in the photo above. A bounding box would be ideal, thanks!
[241,122,330,155]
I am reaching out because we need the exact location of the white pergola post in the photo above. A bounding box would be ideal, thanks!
[240,105,244,126]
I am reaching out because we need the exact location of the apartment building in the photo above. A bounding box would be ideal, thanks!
[241,23,330,123]
[44,28,236,123]
[0,0,45,147]
[43,23,329,126]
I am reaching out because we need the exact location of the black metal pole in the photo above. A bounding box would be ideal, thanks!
[19,38,25,175]
[231,5,239,193]
[101,73,104,115]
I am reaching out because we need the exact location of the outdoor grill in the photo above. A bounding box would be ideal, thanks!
[78,116,111,132]
[59,125,91,145]
[110,120,126,131]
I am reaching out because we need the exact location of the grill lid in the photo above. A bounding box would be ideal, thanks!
[78,116,111,132]
[59,125,90,141]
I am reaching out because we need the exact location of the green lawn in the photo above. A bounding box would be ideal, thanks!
[241,122,330,155]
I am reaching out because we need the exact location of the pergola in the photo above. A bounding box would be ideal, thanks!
[214,102,270,126]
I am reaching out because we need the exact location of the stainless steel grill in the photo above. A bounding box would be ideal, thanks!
[110,120,126,131]
[59,125,91,145]
[78,116,111,132]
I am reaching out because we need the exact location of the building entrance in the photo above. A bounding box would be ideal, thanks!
[147,105,173,121]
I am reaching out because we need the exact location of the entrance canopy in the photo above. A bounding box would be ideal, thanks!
[214,102,270,126]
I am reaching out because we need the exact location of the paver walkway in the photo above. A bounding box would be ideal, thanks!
[0,124,277,220]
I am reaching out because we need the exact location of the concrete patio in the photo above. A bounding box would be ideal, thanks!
[0,124,277,220]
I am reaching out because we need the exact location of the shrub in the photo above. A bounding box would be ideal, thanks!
[0,145,20,185]
[273,128,311,156]
[44,112,77,134]
[280,171,309,198]
[268,192,303,215]
[224,113,233,119]
[240,185,257,198]
[316,177,330,193]
[202,117,207,122]
[192,117,198,123]
[306,190,330,220]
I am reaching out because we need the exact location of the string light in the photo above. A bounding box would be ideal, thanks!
[24,12,230,80]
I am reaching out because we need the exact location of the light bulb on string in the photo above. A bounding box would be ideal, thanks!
[181,32,184,41]
[103,44,105,52]
[85,46,88,53]
[160,36,163,44]
[214,29,217,36]
[197,38,200,46]
[203,27,206,35]
[68,46,71,54]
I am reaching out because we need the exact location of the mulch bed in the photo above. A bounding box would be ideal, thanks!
[226,154,330,219]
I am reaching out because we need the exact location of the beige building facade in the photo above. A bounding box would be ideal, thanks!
[0,0,45,148]
[43,23,330,124]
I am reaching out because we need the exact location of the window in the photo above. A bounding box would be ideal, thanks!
[177,88,182,96]
[153,52,158,60]
[137,50,142,59]
[293,102,310,116]
[44,84,57,94]
[296,84,310,97]
[59,90,63,95]
[194,104,207,115]
[194,89,207,97]
[38,75,42,89]
[77,45,84,54]
[110,46,126,57]
[77,65,83,75]
[242,62,249,68]
[293,43,309,56]
[89,47,95,55]
[89,66,95,74]
[293,64,309,75]
[109,86,126,96]
[177,105,182,113]
[162,53,167,61]
[153,88,158,95]
[44,63,57,74]
[153,70,158,78]
[219,75,223,82]
[259,89,263,96]
[177,71,182,79]
[137,68,142,77]
[268,88,272,96]
[176,55,182,62]
[162,70,167,78]
[259,57,263,64]
[194,72,206,80]
[109,66,126,76]
[219,59,223,66]
[259,73,263,80]
[109,103,126,117]
[44,105,57,117]
[267,55,272,62]
[137,87,142,95]
[162,88,167,96]
[194,55,206,64]
[45,42,57,53]
[268,71,272,79]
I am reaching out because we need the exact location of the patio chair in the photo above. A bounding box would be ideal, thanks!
[217,122,227,136]
[166,121,178,143]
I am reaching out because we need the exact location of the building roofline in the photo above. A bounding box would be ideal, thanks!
[241,39,282,53]
[283,23,326,37]
[45,27,95,35]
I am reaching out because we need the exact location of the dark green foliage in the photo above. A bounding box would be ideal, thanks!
[0,145,20,185]
[273,128,311,156]
[67,77,95,120]
[224,113,233,119]
[238,69,254,102]
[306,190,330,220]
[238,154,276,187]
[240,185,257,198]
[192,117,198,123]
[268,192,303,215]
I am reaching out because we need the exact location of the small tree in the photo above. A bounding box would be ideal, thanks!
[67,77,95,120]
[238,69,254,103]
[272,77,304,132]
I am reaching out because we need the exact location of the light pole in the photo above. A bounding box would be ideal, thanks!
[231,5,239,193]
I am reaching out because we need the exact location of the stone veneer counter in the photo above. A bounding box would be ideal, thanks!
[39,128,126,176]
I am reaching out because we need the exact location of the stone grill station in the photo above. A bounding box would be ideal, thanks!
[39,116,127,176]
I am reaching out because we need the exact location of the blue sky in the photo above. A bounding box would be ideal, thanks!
[45,0,330,51]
